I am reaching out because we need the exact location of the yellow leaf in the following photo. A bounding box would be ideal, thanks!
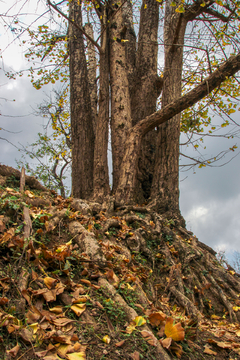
[126,323,136,334]
[66,352,86,360]
[165,317,185,341]
[102,335,111,344]
[134,316,146,327]
[71,303,86,316]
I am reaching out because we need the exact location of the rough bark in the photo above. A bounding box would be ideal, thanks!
[93,10,110,201]
[151,1,187,217]
[115,52,240,204]
[109,3,132,192]
[84,22,98,134]
[131,0,161,202]
[69,1,95,199]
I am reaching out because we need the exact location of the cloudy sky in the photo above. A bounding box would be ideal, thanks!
[1,0,240,263]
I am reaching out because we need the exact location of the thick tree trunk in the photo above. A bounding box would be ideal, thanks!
[109,3,132,192]
[150,3,187,217]
[69,1,94,199]
[115,52,240,204]
[93,12,111,201]
[131,0,161,202]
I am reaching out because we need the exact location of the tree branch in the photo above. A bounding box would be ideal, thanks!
[115,52,240,203]
[138,52,240,136]
[47,0,102,53]
[202,8,231,22]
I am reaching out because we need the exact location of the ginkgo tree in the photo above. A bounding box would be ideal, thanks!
[4,0,240,221]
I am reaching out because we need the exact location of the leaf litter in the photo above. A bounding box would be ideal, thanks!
[0,169,240,359]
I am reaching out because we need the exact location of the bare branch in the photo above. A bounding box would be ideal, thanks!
[47,0,102,53]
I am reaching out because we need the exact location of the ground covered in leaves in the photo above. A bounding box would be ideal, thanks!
[1,166,240,360]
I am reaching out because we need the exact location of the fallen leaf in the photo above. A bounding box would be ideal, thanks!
[102,335,111,344]
[141,330,157,346]
[165,317,185,341]
[204,346,217,355]
[44,277,57,289]
[0,297,8,305]
[6,343,20,357]
[66,352,86,360]
[171,342,183,358]
[115,340,125,347]
[134,316,146,327]
[130,351,140,360]
[148,311,166,327]
[19,327,34,343]
[71,303,86,317]
[161,337,172,349]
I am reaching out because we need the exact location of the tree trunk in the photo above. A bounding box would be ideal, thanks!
[109,3,132,193]
[131,0,161,202]
[151,3,187,217]
[93,10,111,201]
[115,52,240,204]
[84,22,98,135]
[69,2,95,199]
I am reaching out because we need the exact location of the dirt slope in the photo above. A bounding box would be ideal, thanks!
[0,166,240,360]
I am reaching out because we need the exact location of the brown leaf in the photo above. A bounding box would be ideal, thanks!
[0,297,8,305]
[141,330,157,346]
[171,342,183,359]
[130,351,140,360]
[43,289,57,302]
[161,337,172,349]
[6,343,20,357]
[204,346,217,355]
[0,220,6,233]
[115,340,126,347]
[105,269,119,285]
[80,279,91,286]
[148,311,166,327]
[19,327,34,343]
[26,306,42,324]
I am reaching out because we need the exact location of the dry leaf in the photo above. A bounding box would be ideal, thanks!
[66,352,86,360]
[148,311,166,327]
[44,277,57,289]
[102,335,111,344]
[204,346,217,355]
[161,337,172,349]
[141,330,157,346]
[115,340,126,347]
[171,342,183,359]
[6,343,20,357]
[165,317,185,341]
[71,303,86,317]
[130,351,140,360]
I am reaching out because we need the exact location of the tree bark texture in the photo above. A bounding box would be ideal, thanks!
[84,22,98,134]
[69,1,95,199]
[115,52,240,204]
[130,0,161,202]
[93,12,111,201]
[151,2,187,216]
[109,3,132,192]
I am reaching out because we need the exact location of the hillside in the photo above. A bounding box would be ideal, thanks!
[0,165,240,360]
